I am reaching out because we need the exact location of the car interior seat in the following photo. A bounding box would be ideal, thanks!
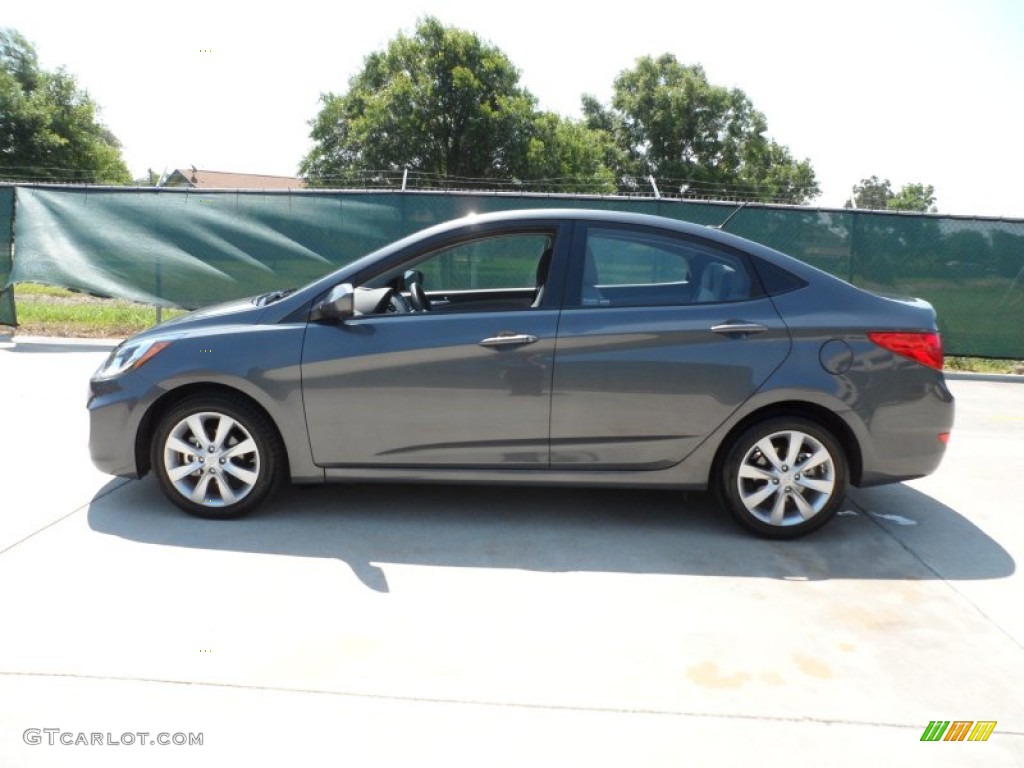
[697,263,725,302]
[719,263,749,301]
[697,262,741,302]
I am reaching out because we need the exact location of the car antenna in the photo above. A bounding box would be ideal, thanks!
[715,202,748,231]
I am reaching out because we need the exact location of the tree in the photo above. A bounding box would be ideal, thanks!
[583,54,819,203]
[521,113,615,193]
[302,18,534,185]
[845,176,937,212]
[0,28,130,184]
[889,183,936,212]
[846,176,893,210]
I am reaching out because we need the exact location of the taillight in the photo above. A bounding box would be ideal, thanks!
[868,331,943,370]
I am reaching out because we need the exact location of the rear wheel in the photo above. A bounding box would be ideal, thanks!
[718,417,847,539]
[151,395,283,519]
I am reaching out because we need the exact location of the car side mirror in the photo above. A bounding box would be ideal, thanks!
[310,283,355,323]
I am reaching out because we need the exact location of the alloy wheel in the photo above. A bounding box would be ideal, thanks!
[163,411,261,508]
[735,429,837,528]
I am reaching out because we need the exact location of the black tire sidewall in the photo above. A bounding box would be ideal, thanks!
[719,416,848,539]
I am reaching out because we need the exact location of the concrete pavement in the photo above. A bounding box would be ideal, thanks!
[0,337,1021,767]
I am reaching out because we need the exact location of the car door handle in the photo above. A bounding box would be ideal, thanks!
[710,322,768,336]
[479,333,539,348]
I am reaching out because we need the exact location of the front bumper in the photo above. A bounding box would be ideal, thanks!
[87,375,156,478]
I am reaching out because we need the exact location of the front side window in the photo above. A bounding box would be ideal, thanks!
[577,227,755,307]
[362,230,556,314]
[417,233,551,292]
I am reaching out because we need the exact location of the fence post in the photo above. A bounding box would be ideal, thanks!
[154,250,162,326]
[848,211,857,284]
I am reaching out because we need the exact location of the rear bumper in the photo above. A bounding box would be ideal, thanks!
[853,375,954,487]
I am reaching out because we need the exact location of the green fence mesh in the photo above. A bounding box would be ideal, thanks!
[0,187,14,327]
[723,207,1024,359]
[3,186,1023,357]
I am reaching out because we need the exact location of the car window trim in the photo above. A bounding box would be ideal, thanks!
[563,221,767,310]
[345,222,573,314]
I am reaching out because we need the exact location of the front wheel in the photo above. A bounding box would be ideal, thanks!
[717,417,848,539]
[151,395,284,519]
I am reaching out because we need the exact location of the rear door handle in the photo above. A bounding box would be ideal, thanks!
[710,322,768,336]
[479,332,539,348]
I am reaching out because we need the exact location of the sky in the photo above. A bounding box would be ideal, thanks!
[6,0,1024,217]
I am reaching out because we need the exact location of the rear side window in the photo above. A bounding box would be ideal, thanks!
[754,260,807,296]
[575,227,757,307]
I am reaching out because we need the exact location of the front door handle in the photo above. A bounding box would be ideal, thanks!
[710,322,768,336]
[479,332,539,348]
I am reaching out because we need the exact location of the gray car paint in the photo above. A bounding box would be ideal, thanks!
[88,208,953,494]
[301,309,560,467]
[549,297,791,469]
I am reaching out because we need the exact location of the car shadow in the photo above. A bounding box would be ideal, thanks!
[87,476,1014,593]
[0,339,119,354]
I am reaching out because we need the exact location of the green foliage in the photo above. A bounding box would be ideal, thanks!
[846,176,937,212]
[0,28,130,184]
[846,175,892,210]
[522,113,616,193]
[301,18,538,184]
[889,182,936,212]
[583,54,819,203]
[303,26,819,200]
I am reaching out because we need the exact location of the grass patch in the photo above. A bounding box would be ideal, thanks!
[944,356,1023,374]
[11,283,79,298]
[12,283,186,337]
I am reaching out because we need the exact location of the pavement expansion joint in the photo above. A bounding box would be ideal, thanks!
[8,669,1023,735]
[0,478,132,557]
[850,493,1024,653]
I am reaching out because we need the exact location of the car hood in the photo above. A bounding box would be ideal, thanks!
[127,296,266,342]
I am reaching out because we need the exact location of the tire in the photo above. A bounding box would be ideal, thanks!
[717,416,847,539]
[151,394,284,519]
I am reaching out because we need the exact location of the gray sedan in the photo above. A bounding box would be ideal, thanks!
[87,209,954,538]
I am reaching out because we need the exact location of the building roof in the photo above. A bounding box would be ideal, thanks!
[165,168,304,189]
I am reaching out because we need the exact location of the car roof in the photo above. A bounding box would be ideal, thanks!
[420,207,790,261]
[439,207,857,289]
[432,207,713,234]
[419,207,774,251]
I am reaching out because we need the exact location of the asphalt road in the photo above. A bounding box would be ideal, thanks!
[1,336,1022,767]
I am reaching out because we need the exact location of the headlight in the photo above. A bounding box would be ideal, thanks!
[94,339,171,379]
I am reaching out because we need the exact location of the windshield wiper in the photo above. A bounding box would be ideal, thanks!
[255,288,296,306]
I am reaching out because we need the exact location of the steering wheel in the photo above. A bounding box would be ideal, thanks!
[404,269,432,312]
